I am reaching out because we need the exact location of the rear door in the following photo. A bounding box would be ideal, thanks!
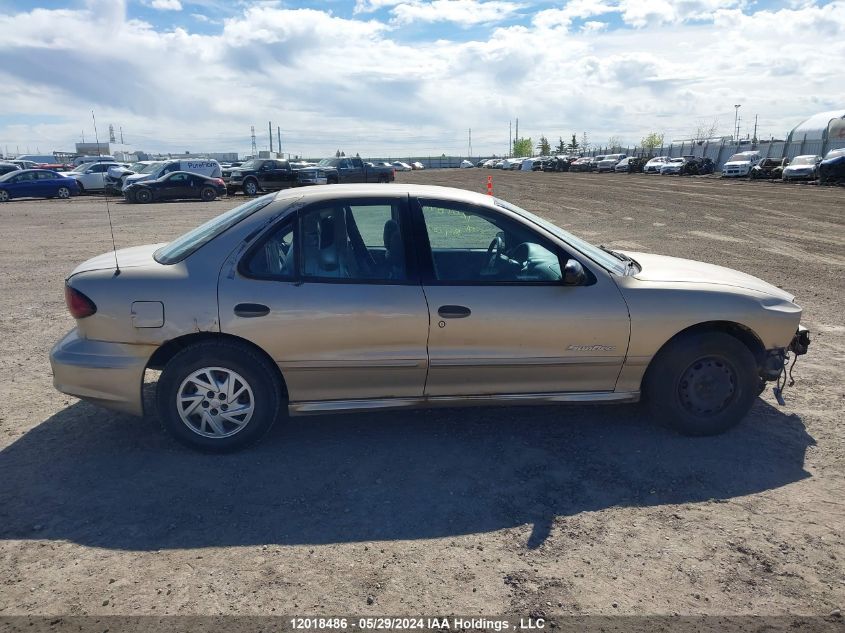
[339,158,365,183]
[9,172,38,198]
[413,197,630,397]
[218,195,430,406]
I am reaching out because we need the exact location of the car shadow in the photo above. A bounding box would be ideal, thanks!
[0,397,813,551]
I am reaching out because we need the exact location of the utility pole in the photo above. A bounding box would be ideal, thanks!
[515,118,519,145]
[269,121,273,154]
[752,114,758,144]
[119,126,124,144]
[277,126,282,156]
[250,126,257,157]
[733,104,741,141]
[81,130,85,144]
[467,128,472,158]
[509,121,512,157]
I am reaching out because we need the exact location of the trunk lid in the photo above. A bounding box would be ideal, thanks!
[69,243,166,277]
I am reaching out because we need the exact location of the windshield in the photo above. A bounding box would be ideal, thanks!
[824,148,845,159]
[317,159,335,167]
[727,153,755,162]
[138,162,162,174]
[669,158,684,164]
[154,194,276,264]
[494,198,628,275]
[790,155,817,165]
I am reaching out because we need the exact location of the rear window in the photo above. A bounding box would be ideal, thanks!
[154,195,276,264]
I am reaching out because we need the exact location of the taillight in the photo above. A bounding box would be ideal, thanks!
[214,178,225,185]
[65,284,97,319]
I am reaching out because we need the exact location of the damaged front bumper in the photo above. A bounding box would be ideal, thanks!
[760,325,811,404]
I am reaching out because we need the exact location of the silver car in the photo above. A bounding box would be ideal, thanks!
[782,155,821,181]
[51,184,810,451]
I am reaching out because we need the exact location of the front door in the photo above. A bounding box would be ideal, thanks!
[413,198,630,397]
[218,195,429,405]
[161,172,191,199]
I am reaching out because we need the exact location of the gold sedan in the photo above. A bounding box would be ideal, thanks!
[50,185,810,451]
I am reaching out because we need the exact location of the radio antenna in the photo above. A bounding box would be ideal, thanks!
[92,110,120,276]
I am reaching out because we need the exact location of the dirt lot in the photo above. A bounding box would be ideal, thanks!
[0,171,843,621]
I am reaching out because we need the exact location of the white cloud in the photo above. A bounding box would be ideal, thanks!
[0,0,842,157]
[390,0,523,25]
[148,0,182,10]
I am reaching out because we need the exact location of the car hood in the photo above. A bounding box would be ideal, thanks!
[783,164,814,171]
[69,243,167,276]
[723,160,753,167]
[624,251,794,301]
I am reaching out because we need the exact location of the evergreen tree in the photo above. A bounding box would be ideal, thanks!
[537,135,551,156]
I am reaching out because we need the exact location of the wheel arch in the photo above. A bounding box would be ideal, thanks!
[146,331,288,399]
[640,320,767,389]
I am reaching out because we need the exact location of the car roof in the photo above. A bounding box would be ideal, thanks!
[271,183,498,207]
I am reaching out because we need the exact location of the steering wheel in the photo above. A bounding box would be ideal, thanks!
[484,235,506,275]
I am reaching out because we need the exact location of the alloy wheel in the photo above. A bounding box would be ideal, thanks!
[176,367,255,438]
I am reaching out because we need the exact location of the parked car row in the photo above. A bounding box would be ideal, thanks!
[462,148,845,184]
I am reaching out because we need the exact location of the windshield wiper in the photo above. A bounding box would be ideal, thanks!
[599,244,629,262]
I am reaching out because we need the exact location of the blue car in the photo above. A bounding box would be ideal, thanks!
[0,169,79,202]
[818,148,845,184]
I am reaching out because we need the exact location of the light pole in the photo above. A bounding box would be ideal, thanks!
[734,104,741,141]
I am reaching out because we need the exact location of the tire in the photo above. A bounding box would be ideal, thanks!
[243,178,259,196]
[135,188,152,203]
[156,340,284,452]
[76,181,85,193]
[643,331,758,436]
[200,186,216,202]
[327,176,338,185]
[57,186,71,199]
[0,189,9,202]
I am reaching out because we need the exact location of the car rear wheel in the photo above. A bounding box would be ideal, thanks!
[643,331,758,436]
[135,188,152,203]
[200,186,216,202]
[57,186,71,199]
[243,179,259,196]
[156,340,284,452]
[0,189,8,202]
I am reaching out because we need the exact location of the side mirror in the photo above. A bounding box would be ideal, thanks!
[563,259,586,285]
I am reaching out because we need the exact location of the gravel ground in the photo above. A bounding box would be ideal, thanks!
[0,171,843,621]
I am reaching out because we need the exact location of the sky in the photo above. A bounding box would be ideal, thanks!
[0,0,843,158]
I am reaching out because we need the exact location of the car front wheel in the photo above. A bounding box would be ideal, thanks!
[243,179,259,196]
[156,340,284,452]
[135,188,152,203]
[643,331,758,436]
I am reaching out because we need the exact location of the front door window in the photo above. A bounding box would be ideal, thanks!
[419,201,562,283]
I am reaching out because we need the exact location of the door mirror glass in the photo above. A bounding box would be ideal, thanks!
[563,259,586,285]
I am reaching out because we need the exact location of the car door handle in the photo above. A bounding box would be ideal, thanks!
[234,303,270,318]
[438,305,471,319]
